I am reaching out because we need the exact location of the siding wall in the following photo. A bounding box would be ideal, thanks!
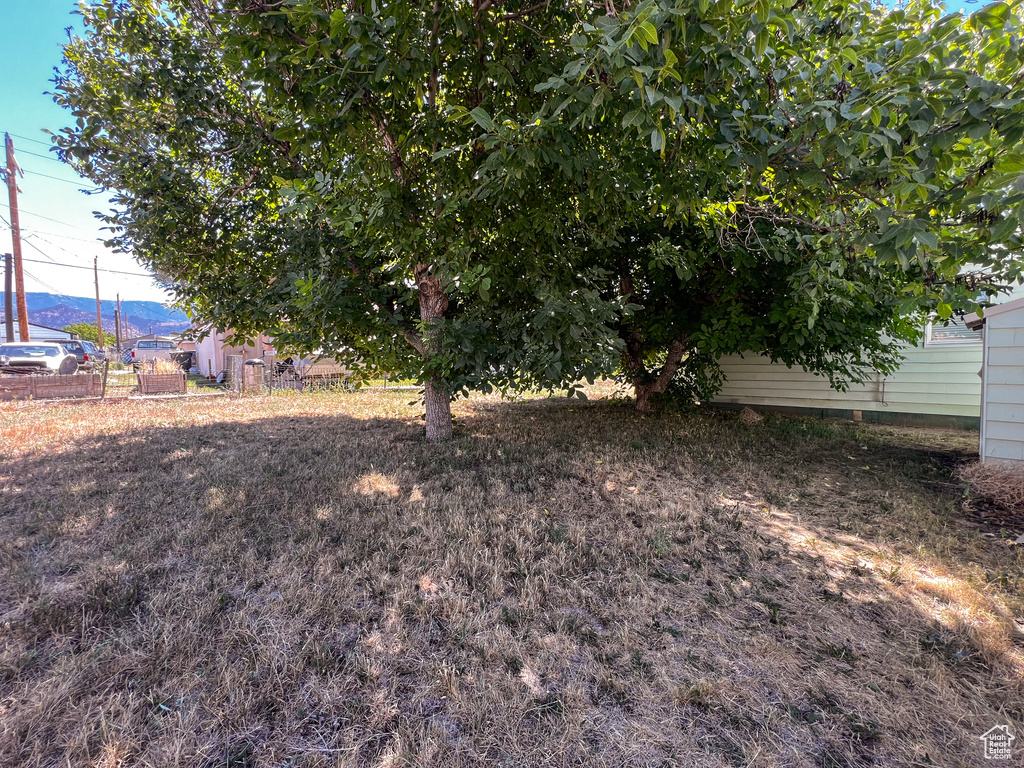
[196,331,276,378]
[981,311,1024,466]
[713,342,983,422]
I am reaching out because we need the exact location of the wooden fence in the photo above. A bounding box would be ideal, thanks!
[0,373,103,401]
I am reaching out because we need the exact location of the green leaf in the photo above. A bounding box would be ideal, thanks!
[639,21,659,45]
[469,107,495,131]
[329,10,347,37]
[650,127,664,153]
[995,153,1024,173]
[972,1,1010,29]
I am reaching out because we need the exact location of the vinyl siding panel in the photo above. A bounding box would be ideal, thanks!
[986,439,1024,462]
[986,328,1018,348]
[985,420,1023,441]
[985,366,1024,386]
[986,402,1024,422]
[714,341,982,419]
[981,305,1024,466]
[986,384,1024,404]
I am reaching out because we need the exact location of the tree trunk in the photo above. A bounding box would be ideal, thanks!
[424,377,453,442]
[415,262,453,442]
[632,338,688,413]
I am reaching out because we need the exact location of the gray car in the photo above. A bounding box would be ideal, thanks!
[0,343,79,375]
[43,338,94,371]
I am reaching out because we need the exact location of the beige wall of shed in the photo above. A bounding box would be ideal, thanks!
[195,330,275,377]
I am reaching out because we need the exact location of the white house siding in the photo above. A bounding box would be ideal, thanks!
[980,310,1024,466]
[26,323,74,341]
[712,342,983,427]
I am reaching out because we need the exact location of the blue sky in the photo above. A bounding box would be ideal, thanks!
[0,0,986,304]
[0,0,171,303]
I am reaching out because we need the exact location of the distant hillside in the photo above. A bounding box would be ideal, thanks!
[1,292,189,336]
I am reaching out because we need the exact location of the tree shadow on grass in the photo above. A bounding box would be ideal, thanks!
[0,399,1019,768]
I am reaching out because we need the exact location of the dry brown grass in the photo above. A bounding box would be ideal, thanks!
[149,358,183,374]
[0,391,1021,767]
[959,461,1024,512]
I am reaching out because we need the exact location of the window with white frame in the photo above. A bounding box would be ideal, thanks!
[924,315,982,346]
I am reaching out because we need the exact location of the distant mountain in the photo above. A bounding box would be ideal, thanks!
[0,292,189,336]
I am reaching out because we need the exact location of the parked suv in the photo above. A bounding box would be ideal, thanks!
[82,340,106,366]
[43,338,94,371]
[0,343,79,375]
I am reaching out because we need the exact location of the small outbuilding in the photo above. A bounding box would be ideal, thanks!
[967,296,1024,467]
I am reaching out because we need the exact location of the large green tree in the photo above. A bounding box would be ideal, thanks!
[472,0,1024,408]
[55,0,623,441]
[55,0,1024,431]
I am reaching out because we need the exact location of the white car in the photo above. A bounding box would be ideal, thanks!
[0,343,79,375]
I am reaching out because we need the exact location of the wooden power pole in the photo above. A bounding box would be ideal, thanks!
[94,256,103,347]
[3,252,13,342]
[118,295,127,344]
[4,134,28,341]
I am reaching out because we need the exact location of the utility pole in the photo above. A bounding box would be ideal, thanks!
[117,295,125,344]
[4,134,28,341]
[114,297,121,358]
[4,253,13,342]
[94,256,104,348]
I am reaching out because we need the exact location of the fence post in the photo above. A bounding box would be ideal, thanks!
[227,355,243,395]
[100,359,109,400]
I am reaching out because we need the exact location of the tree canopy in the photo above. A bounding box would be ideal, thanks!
[54,0,1024,435]
[62,323,115,346]
[471,0,1024,406]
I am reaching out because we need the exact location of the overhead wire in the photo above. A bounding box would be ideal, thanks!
[20,268,64,295]
[10,147,65,164]
[21,168,99,188]
[20,256,153,277]
[18,227,102,244]
[17,231,154,278]
[0,141,182,321]
[8,208,92,231]
[3,213,157,277]
[4,132,57,148]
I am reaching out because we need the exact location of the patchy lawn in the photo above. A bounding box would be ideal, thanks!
[0,392,1020,768]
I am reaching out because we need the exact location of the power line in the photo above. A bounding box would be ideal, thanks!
[19,227,101,244]
[24,235,159,288]
[12,147,64,164]
[20,268,63,295]
[1,212,104,244]
[21,236,74,265]
[19,237,154,279]
[9,208,91,231]
[7,216,166,284]
[24,231,89,261]
[22,168,98,188]
[5,132,56,148]
[22,259,154,280]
